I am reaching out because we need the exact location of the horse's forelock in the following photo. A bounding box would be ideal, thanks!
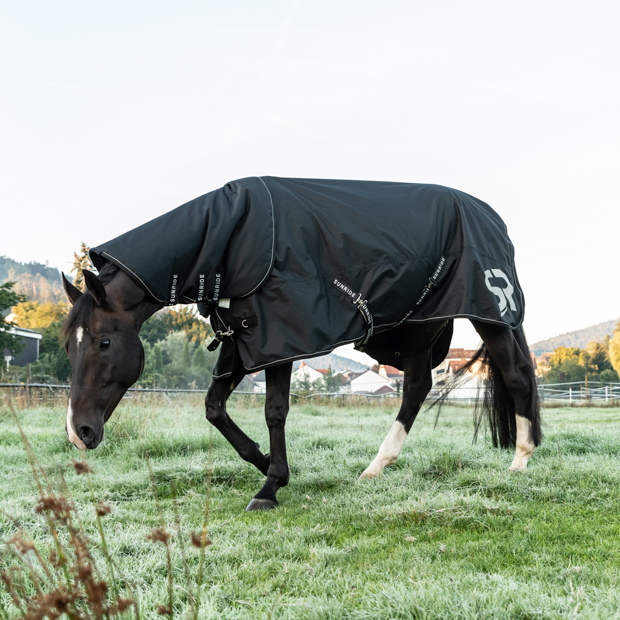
[61,292,96,341]
[61,264,120,341]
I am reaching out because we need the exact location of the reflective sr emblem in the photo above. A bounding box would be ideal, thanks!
[484,269,517,316]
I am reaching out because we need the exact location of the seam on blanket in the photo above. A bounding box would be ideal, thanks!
[212,334,366,379]
[100,251,167,303]
[213,312,524,379]
[237,177,276,298]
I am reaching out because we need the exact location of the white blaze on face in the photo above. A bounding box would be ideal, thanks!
[509,415,536,472]
[76,327,84,347]
[360,420,408,479]
[66,402,86,450]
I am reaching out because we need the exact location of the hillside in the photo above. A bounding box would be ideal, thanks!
[293,353,369,373]
[0,256,65,304]
[531,317,620,354]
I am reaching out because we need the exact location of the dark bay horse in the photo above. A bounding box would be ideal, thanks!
[61,266,541,512]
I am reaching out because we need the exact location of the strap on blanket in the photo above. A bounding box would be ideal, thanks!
[207,311,259,352]
[353,294,374,351]
[331,278,375,351]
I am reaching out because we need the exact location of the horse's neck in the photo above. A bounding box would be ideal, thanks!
[108,270,164,328]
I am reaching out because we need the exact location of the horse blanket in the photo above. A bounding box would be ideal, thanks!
[90,177,525,378]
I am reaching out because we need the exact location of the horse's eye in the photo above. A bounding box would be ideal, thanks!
[100,339,111,350]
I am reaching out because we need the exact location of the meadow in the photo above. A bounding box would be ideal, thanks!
[1,394,620,619]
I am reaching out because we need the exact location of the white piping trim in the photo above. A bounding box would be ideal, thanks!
[212,334,365,379]
[374,312,524,332]
[238,177,276,298]
[212,311,524,380]
[99,252,167,303]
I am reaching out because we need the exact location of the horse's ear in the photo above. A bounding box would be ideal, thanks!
[62,272,82,305]
[83,270,106,306]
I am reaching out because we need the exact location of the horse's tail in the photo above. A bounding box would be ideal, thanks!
[434,325,541,449]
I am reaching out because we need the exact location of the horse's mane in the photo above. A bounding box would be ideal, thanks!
[61,262,120,340]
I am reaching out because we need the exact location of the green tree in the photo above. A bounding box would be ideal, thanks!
[71,242,93,291]
[153,344,164,375]
[40,320,71,382]
[321,366,343,393]
[181,340,191,368]
[140,307,213,346]
[0,282,26,357]
[192,345,207,369]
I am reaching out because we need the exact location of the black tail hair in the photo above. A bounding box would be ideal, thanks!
[433,325,541,449]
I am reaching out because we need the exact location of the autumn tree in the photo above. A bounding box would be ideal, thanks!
[609,323,620,377]
[71,242,94,291]
[12,301,69,331]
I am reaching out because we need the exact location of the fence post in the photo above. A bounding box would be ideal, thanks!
[569,387,572,404]
[606,386,609,403]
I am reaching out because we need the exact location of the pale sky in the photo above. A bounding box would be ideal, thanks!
[1,1,619,352]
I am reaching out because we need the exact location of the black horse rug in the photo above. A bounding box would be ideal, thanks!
[90,177,524,378]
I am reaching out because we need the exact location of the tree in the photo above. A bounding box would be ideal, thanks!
[544,339,619,384]
[140,307,212,346]
[12,301,68,331]
[153,344,164,375]
[71,242,94,291]
[192,345,207,370]
[181,340,191,368]
[609,323,620,378]
[321,366,343,393]
[582,340,613,375]
[0,282,26,357]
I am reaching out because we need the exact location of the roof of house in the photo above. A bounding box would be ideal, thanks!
[445,348,478,360]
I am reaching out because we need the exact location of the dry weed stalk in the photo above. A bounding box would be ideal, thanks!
[193,428,214,620]
[146,458,173,619]
[0,399,137,619]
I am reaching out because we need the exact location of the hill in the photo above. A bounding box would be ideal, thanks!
[531,317,620,355]
[0,256,65,304]
[293,353,369,373]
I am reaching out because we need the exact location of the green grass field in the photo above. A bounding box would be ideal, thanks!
[1,396,620,619]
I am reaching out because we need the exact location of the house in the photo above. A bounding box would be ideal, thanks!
[350,369,395,394]
[233,375,257,392]
[535,352,554,377]
[249,370,267,393]
[3,326,43,369]
[431,348,481,400]
[370,364,405,392]
[291,361,326,384]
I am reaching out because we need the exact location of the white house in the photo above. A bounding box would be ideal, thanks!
[291,361,326,384]
[350,370,395,394]
[431,348,483,400]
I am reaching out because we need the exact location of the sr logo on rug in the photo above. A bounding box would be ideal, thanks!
[484,269,517,317]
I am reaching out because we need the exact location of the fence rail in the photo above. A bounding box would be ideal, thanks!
[2,381,620,404]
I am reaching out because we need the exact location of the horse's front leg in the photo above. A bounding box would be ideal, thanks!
[246,362,293,511]
[205,366,270,476]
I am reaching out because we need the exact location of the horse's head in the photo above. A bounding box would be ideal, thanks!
[61,267,160,449]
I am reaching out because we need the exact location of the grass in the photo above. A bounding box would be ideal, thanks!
[1,395,620,618]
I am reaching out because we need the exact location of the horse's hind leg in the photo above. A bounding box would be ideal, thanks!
[360,349,433,478]
[471,320,540,471]
[246,362,293,511]
[205,363,270,476]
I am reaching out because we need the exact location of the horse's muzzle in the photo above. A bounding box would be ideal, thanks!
[78,425,103,449]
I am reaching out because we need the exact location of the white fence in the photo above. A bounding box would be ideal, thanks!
[537,381,620,404]
[2,381,620,404]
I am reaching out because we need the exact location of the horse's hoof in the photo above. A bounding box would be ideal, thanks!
[359,469,379,479]
[245,498,278,512]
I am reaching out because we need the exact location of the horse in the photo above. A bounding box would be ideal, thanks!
[60,177,542,511]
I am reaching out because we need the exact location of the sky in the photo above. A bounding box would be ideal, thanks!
[1,0,619,355]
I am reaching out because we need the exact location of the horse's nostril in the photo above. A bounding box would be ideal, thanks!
[79,426,96,447]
